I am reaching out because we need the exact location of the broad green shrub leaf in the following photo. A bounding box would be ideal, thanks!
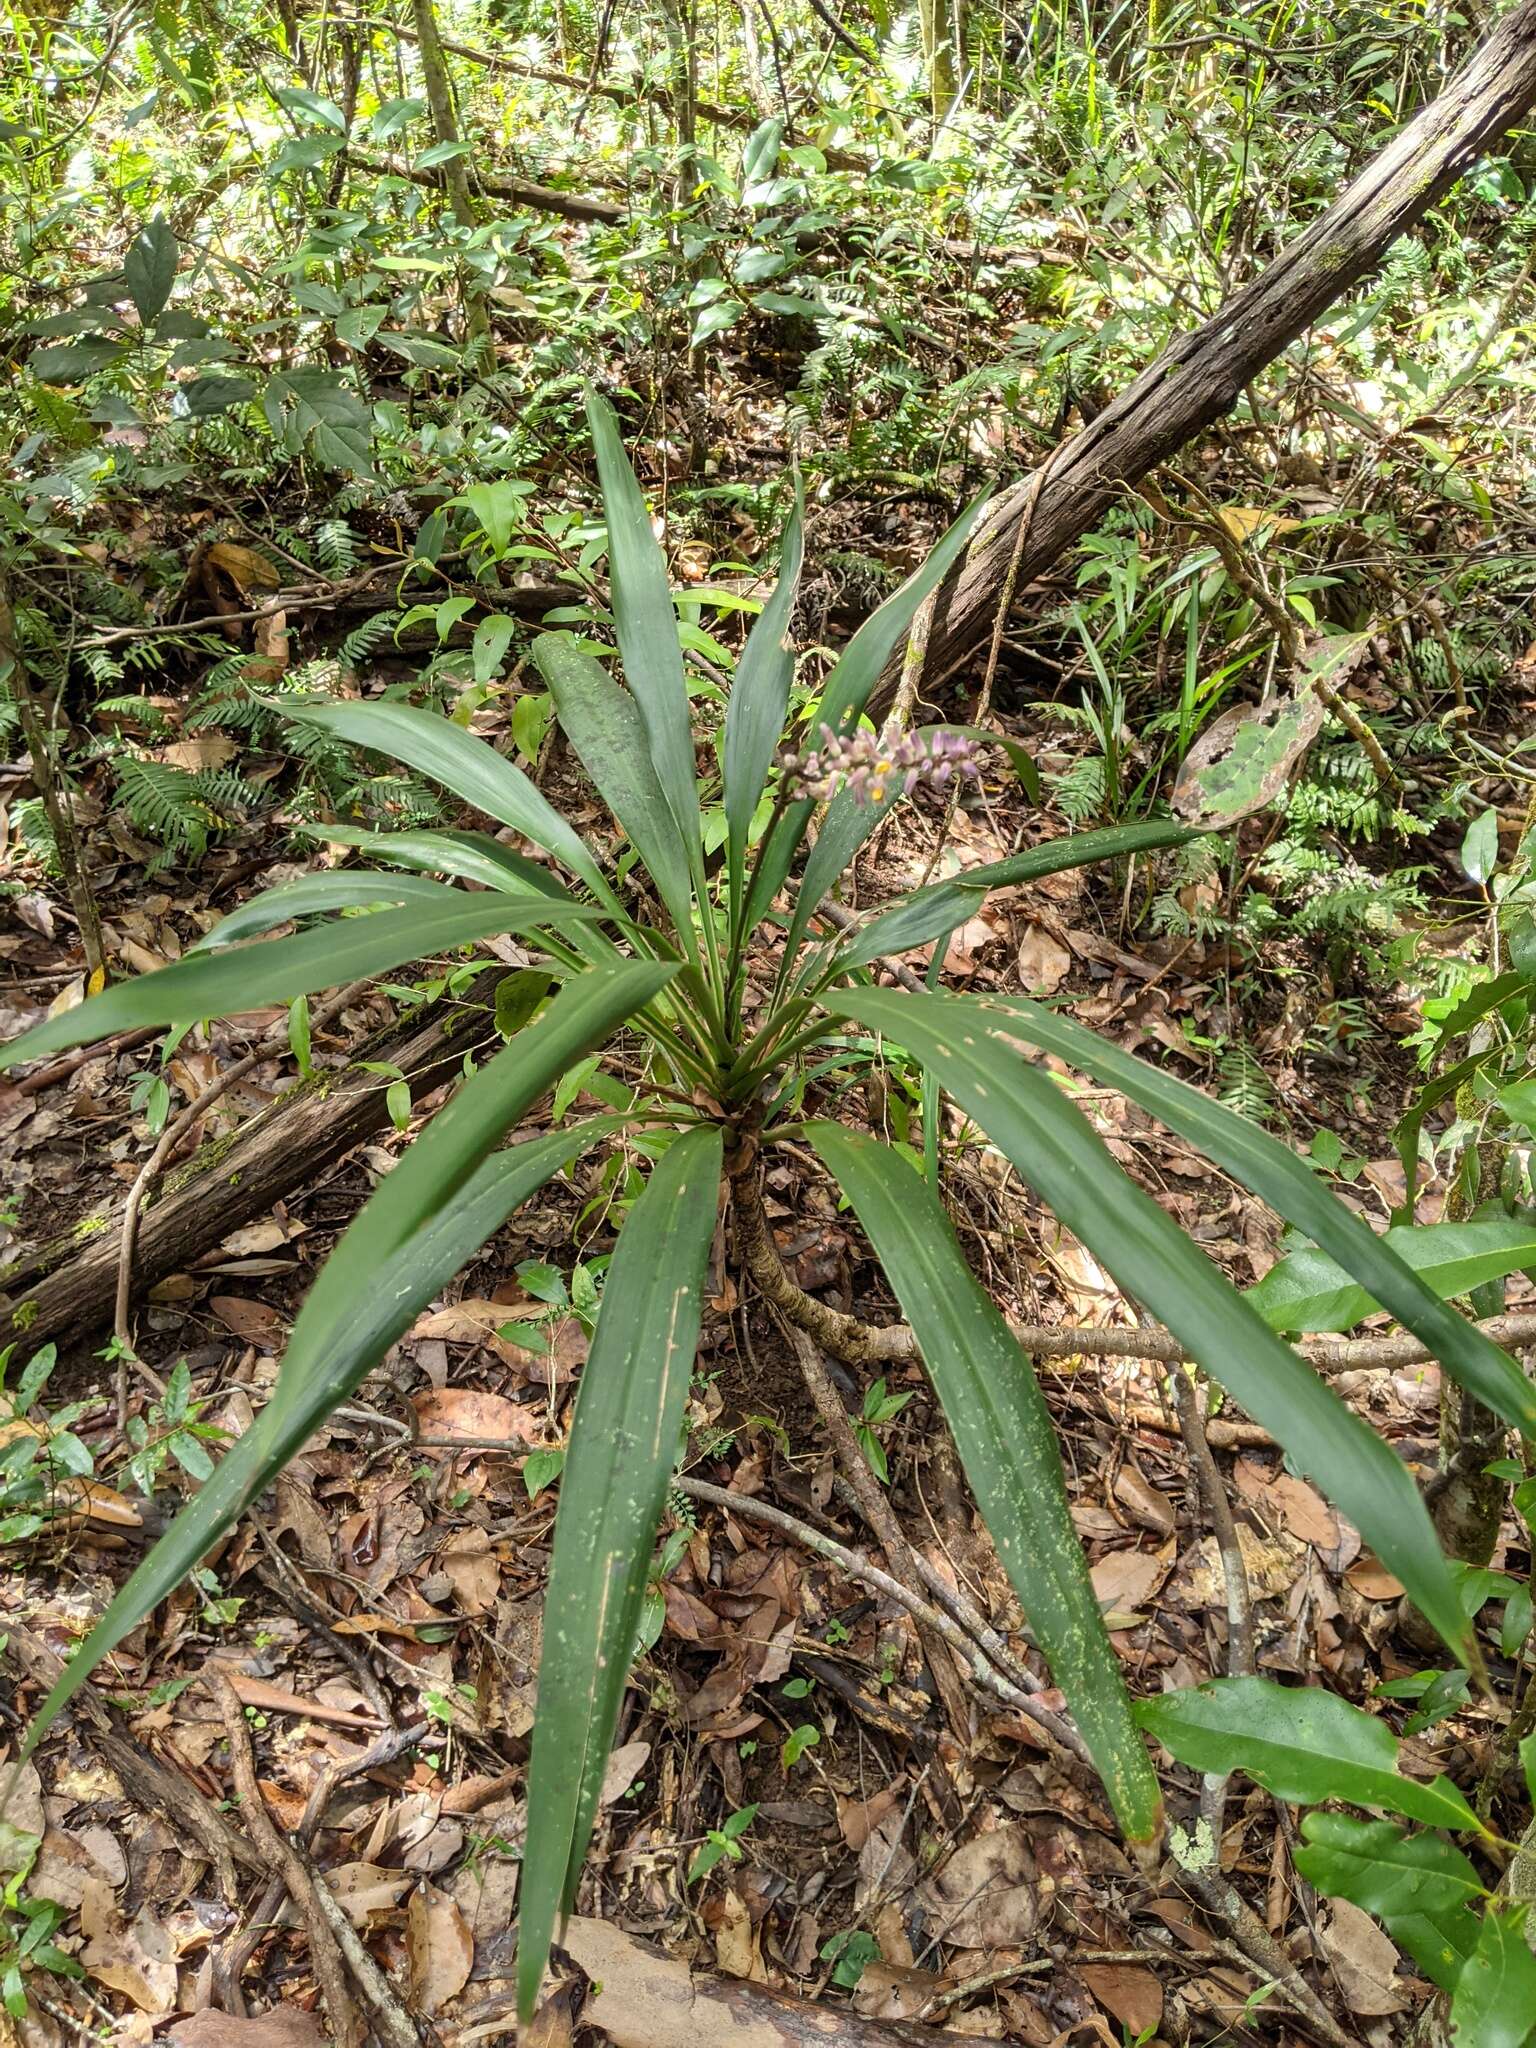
[0,896,595,1070]
[533,633,696,948]
[585,393,702,864]
[1295,1814,1484,1992]
[721,485,803,921]
[519,1124,723,2019]
[124,217,179,325]
[840,820,1198,967]
[11,962,670,1775]
[807,1122,1162,1846]
[1295,1814,1485,1919]
[971,993,1536,1436]
[743,493,990,934]
[1249,1216,1536,1336]
[279,698,617,906]
[264,368,372,474]
[1136,1679,1482,1831]
[826,988,1472,1663]
[32,338,127,383]
[188,872,460,947]
[1449,1905,1536,2048]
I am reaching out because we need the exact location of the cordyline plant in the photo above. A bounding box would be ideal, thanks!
[4,397,1535,2020]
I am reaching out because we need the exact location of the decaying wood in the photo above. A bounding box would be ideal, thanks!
[529,1915,1005,2047]
[0,970,503,1349]
[878,2,1536,708]
[344,145,625,222]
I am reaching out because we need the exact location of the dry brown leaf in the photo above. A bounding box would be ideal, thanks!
[413,1386,540,1446]
[600,1740,650,1809]
[1268,1474,1340,1550]
[80,1879,178,2014]
[220,1220,298,1257]
[209,1667,381,1728]
[1089,1543,1174,1622]
[406,1880,473,2015]
[209,1295,281,1340]
[169,2012,327,2048]
[1112,1464,1176,1536]
[1079,1961,1163,2036]
[326,1862,413,1928]
[0,1762,43,1874]
[1017,924,1071,994]
[162,736,236,774]
[206,540,282,594]
[437,1529,501,1614]
[917,1824,1038,1950]
[708,1887,765,1981]
[853,1960,943,2021]
[837,1783,901,1852]
[1318,1899,1408,2015]
[1346,1554,1405,1601]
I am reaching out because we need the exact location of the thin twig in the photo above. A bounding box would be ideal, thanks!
[680,1476,1093,1769]
[1168,1366,1253,1840]
[206,1669,361,2048]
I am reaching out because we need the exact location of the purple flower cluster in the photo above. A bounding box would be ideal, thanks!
[777,721,983,808]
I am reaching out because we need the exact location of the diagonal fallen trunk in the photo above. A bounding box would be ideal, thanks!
[0,971,503,1350]
[877,2,1536,709]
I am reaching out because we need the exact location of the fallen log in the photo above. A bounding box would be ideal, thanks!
[877,1,1536,709]
[528,1915,1004,2048]
[0,970,503,1350]
[345,146,625,223]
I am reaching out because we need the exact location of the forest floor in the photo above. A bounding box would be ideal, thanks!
[4,505,1529,2048]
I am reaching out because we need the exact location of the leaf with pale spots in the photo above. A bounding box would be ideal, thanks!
[518,1125,723,2020]
[808,1122,1163,1847]
[821,985,1473,1668]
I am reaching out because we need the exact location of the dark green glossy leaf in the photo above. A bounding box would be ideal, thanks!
[1449,1905,1536,2048]
[125,216,178,324]
[533,632,696,947]
[721,486,803,922]
[1295,1814,1486,1920]
[188,872,459,947]
[519,1124,723,2018]
[279,697,615,905]
[1249,1216,1536,1337]
[586,394,702,865]
[807,1122,1162,1845]
[1136,1679,1482,1831]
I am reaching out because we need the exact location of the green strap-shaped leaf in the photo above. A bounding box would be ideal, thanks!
[1449,1905,1536,2048]
[806,1122,1162,1846]
[586,393,703,865]
[721,485,803,923]
[823,986,1473,1663]
[741,494,990,936]
[13,959,670,1771]
[297,823,627,971]
[969,992,1536,1437]
[839,819,1199,967]
[533,632,698,951]
[279,696,617,906]
[0,896,598,1071]
[518,1125,723,2018]
[1137,1679,1482,1831]
[189,871,460,948]
[298,823,577,899]
[1248,1215,1536,1344]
